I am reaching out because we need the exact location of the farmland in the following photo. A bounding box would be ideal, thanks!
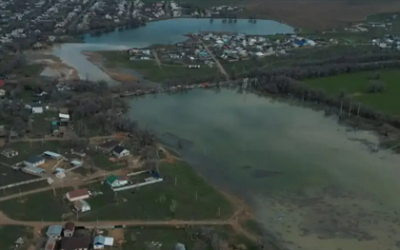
[303,69,400,116]
[0,226,33,250]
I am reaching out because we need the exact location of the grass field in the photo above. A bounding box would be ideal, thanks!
[100,51,224,83]
[0,161,233,221]
[303,69,400,116]
[0,187,72,221]
[79,161,233,221]
[0,226,33,250]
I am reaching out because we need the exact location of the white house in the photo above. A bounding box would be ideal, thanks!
[74,200,91,212]
[106,175,129,188]
[112,146,130,158]
[24,155,45,167]
[31,106,43,114]
[93,235,114,249]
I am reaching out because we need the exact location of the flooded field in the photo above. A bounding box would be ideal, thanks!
[126,89,400,250]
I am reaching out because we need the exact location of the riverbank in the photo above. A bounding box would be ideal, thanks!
[82,51,138,83]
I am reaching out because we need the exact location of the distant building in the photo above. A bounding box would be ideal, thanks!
[98,140,120,153]
[46,225,63,238]
[1,149,18,158]
[106,175,128,188]
[43,151,63,159]
[31,106,43,114]
[65,189,90,202]
[63,222,75,238]
[24,155,45,167]
[74,200,91,213]
[60,236,90,250]
[112,146,130,158]
[93,235,114,249]
[22,166,45,176]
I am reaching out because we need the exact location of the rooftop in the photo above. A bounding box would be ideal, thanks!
[64,221,75,231]
[67,189,89,199]
[25,155,44,164]
[112,145,126,154]
[60,237,90,250]
[46,225,63,236]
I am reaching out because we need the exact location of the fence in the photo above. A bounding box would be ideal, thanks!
[112,178,163,192]
[0,177,46,190]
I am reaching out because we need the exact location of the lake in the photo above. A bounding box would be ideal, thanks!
[51,18,293,81]
[126,89,400,250]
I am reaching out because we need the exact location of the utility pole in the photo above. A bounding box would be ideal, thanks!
[217,206,221,216]
[174,176,177,186]
[348,103,351,117]
[357,104,360,118]
[340,100,343,116]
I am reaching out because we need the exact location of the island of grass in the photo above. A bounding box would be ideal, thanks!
[95,51,224,83]
[302,69,400,116]
[0,161,234,221]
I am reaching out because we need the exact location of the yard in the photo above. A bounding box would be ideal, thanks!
[78,161,234,221]
[0,141,73,165]
[302,69,400,116]
[0,226,33,250]
[0,187,72,221]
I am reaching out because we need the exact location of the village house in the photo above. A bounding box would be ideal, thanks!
[106,175,129,188]
[93,235,114,249]
[63,222,75,238]
[65,189,90,202]
[24,155,45,167]
[46,225,63,238]
[112,145,130,158]
[60,236,91,250]
[97,140,120,153]
[74,200,91,213]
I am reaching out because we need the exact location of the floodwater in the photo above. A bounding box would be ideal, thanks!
[126,89,400,250]
[51,18,293,82]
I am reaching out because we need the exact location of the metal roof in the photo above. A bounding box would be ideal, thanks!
[94,235,114,246]
[24,166,45,173]
[46,225,63,236]
[43,151,62,158]
[25,155,44,164]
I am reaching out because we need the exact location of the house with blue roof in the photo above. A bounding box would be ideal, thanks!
[46,225,63,239]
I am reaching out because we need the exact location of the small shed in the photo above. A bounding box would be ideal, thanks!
[45,237,57,250]
[32,106,43,114]
[43,151,62,159]
[93,235,114,249]
[74,200,91,212]
[66,189,90,202]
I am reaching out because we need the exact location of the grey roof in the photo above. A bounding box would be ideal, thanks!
[25,155,44,164]
[46,225,63,236]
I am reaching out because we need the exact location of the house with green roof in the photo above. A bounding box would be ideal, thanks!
[106,175,129,188]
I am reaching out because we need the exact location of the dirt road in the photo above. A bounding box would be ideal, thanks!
[199,40,229,81]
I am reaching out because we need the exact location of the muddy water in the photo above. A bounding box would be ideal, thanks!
[126,89,400,250]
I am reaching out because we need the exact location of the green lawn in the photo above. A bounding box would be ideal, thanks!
[92,153,126,170]
[0,188,72,221]
[0,161,233,221]
[303,70,400,115]
[0,226,33,250]
[79,161,233,221]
